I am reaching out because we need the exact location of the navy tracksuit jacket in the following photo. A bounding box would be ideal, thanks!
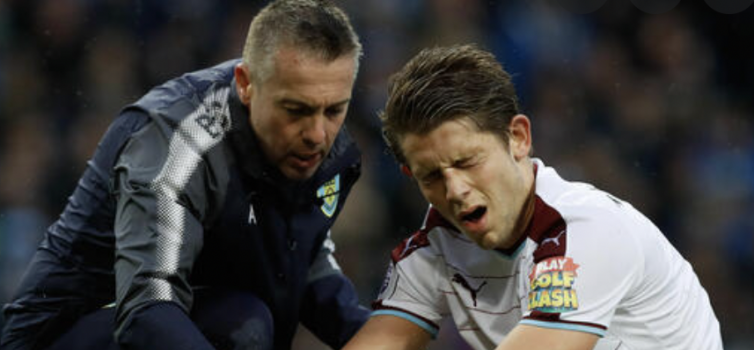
[1,59,368,350]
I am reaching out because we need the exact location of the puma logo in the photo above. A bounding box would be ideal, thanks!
[542,230,565,247]
[452,273,487,307]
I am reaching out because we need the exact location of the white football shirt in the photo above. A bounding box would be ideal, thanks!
[373,159,723,350]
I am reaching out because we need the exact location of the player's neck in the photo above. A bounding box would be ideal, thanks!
[497,178,536,255]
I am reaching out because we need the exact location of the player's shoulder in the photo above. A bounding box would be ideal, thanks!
[389,207,462,263]
[529,161,647,259]
[535,162,632,224]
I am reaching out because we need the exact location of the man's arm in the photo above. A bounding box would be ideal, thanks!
[342,315,432,350]
[112,115,219,349]
[300,231,370,349]
[495,324,598,350]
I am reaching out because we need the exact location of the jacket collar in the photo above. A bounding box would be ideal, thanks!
[227,79,273,181]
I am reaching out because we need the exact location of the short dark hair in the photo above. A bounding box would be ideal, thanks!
[243,0,362,82]
[381,44,521,165]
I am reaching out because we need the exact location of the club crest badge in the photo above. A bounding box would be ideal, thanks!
[317,174,340,218]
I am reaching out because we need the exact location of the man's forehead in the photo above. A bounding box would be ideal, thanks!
[401,121,502,168]
[261,51,355,103]
[271,46,357,75]
[402,135,469,167]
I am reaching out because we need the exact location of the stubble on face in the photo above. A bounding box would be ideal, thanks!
[245,47,356,180]
[401,118,535,251]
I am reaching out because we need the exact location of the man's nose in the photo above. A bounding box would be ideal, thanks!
[302,115,326,147]
[444,172,470,203]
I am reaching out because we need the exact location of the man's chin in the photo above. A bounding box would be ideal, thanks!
[478,239,498,250]
[467,231,498,250]
[280,165,319,181]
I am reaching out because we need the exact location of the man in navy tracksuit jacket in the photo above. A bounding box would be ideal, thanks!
[0,1,368,349]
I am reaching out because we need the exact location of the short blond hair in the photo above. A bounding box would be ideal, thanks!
[242,0,362,83]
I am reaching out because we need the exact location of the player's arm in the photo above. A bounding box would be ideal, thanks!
[495,324,598,350]
[342,314,432,350]
[348,224,445,350]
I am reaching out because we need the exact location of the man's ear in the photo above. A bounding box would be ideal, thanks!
[508,114,532,161]
[234,63,253,106]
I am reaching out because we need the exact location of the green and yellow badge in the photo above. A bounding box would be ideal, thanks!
[317,174,340,218]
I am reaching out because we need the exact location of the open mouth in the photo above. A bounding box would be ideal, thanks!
[295,153,318,161]
[290,152,322,168]
[461,206,487,223]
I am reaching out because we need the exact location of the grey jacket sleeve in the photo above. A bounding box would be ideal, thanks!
[111,117,213,349]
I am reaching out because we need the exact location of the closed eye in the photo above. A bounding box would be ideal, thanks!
[420,170,442,185]
[279,98,314,118]
[454,157,477,169]
[285,105,314,117]
[325,102,349,119]
[325,106,345,118]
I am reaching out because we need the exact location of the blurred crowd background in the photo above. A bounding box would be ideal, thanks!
[1,0,752,349]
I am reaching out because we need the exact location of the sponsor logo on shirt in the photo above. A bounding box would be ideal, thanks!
[317,174,340,218]
[528,256,580,313]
